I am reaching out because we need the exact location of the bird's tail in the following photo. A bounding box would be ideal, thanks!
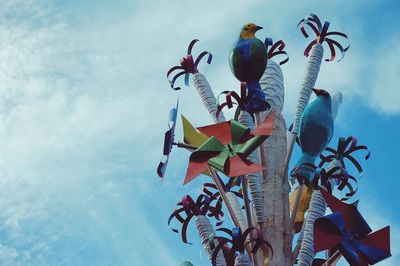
[290,153,317,184]
[244,81,268,113]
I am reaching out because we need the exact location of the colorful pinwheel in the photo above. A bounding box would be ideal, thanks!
[167,39,213,90]
[168,194,224,244]
[211,227,272,266]
[267,39,289,65]
[298,13,349,61]
[183,112,275,184]
[314,188,391,265]
[157,99,179,178]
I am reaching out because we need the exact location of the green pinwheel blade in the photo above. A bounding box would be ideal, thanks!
[196,135,225,153]
[230,119,251,145]
[208,150,230,172]
[237,135,268,157]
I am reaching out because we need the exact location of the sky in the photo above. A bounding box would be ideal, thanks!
[0,0,399,265]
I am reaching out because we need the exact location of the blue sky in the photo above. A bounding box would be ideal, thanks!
[0,0,399,265]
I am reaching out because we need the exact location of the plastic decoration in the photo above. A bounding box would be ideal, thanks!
[314,188,391,265]
[168,194,224,244]
[319,136,370,178]
[167,39,213,90]
[183,112,275,184]
[267,39,289,65]
[203,176,243,203]
[298,13,350,62]
[211,227,272,266]
[157,99,179,178]
[216,82,269,119]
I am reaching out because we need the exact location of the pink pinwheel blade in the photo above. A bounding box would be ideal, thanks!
[252,112,275,136]
[184,160,209,185]
[197,121,232,145]
[224,156,263,177]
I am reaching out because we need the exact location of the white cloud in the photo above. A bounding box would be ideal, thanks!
[0,0,398,265]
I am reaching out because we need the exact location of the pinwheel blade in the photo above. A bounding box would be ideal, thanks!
[359,226,391,265]
[319,187,371,236]
[225,156,263,177]
[157,99,179,178]
[197,121,234,145]
[314,212,345,252]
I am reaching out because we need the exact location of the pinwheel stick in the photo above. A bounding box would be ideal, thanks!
[254,112,269,183]
[208,168,241,228]
[241,176,253,229]
[240,175,260,266]
[208,168,256,264]
[321,251,341,266]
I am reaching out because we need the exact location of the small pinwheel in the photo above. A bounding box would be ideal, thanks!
[183,112,275,184]
[314,188,391,266]
[167,39,213,90]
[266,38,289,65]
[168,194,224,244]
[157,99,179,178]
[211,227,272,266]
[298,13,349,61]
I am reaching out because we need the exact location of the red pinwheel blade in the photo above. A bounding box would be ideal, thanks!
[314,212,345,253]
[319,187,371,236]
[184,159,209,185]
[197,121,232,145]
[225,156,263,177]
[252,112,275,136]
[359,226,391,264]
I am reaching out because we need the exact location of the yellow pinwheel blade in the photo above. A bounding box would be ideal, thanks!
[181,114,211,177]
[182,115,209,146]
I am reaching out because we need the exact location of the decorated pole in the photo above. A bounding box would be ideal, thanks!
[168,195,226,265]
[285,14,349,235]
[258,40,291,266]
[295,92,342,265]
[167,39,225,123]
[296,135,370,265]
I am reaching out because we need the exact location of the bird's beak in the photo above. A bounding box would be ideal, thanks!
[255,25,263,31]
[312,88,322,95]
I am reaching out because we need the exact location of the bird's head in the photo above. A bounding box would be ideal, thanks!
[312,88,331,99]
[240,23,263,39]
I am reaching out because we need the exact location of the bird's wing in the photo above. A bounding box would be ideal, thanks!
[229,45,243,80]
[250,38,268,57]
[299,122,333,156]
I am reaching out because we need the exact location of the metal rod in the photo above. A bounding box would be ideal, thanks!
[321,250,341,266]
[208,167,240,227]
[241,175,253,229]
[208,168,254,263]
[254,112,269,184]
[173,142,197,150]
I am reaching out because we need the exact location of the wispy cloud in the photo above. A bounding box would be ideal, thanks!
[0,0,398,265]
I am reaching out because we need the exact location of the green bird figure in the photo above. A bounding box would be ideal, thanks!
[229,23,269,113]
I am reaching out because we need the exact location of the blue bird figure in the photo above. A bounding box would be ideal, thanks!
[229,23,269,113]
[291,89,334,184]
